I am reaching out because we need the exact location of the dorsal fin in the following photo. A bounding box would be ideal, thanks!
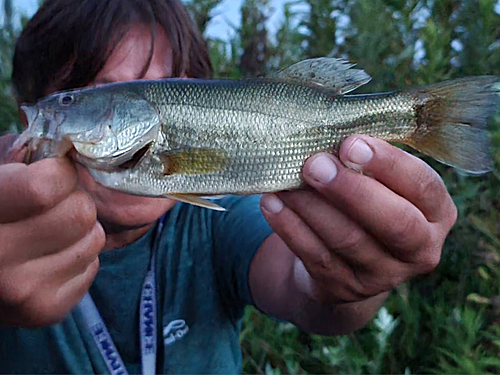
[274,58,371,95]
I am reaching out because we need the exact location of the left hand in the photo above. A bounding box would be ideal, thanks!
[260,135,457,304]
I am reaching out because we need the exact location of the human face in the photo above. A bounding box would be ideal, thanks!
[74,24,177,233]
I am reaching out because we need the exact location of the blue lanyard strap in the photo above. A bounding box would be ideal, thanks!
[77,214,166,375]
[139,214,165,375]
[79,294,129,375]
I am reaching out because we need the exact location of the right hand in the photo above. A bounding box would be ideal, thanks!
[0,134,104,327]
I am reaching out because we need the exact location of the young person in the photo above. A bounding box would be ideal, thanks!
[0,0,457,373]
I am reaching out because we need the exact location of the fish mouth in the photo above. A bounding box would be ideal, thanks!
[20,105,39,127]
[74,141,153,172]
[72,121,159,171]
[116,143,151,170]
[21,104,67,138]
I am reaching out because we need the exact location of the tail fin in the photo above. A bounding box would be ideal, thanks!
[406,76,499,174]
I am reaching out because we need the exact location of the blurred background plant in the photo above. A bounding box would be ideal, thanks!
[2,0,500,373]
[0,0,22,134]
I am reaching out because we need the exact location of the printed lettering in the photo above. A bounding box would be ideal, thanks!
[144,325,153,337]
[163,320,189,346]
[109,355,121,371]
[143,336,155,354]
[93,325,104,336]
[143,303,153,321]
[90,323,125,375]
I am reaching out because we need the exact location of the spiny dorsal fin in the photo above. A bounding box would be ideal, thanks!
[274,58,371,95]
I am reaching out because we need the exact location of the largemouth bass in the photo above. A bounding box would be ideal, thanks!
[15,58,500,210]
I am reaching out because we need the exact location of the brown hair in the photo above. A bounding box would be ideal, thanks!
[12,0,213,104]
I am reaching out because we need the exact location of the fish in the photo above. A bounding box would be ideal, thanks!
[14,58,500,211]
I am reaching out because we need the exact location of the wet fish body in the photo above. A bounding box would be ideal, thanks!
[97,80,418,195]
[17,58,499,210]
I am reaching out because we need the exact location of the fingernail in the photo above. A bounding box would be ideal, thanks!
[347,139,373,169]
[261,194,284,214]
[307,155,338,184]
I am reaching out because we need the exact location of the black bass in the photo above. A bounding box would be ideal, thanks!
[15,58,500,210]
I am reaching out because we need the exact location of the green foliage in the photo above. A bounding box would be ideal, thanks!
[268,2,304,70]
[208,37,242,78]
[456,0,500,76]
[300,0,339,58]
[416,0,455,82]
[184,0,224,36]
[239,0,272,77]
[0,0,20,135]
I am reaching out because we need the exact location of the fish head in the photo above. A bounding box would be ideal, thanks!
[21,85,161,169]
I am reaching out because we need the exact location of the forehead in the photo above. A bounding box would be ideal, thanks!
[94,23,173,84]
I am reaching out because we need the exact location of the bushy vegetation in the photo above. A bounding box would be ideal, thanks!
[2,0,500,373]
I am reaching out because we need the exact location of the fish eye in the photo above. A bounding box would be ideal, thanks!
[59,94,75,106]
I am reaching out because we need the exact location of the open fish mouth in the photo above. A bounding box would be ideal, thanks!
[73,141,154,172]
[20,105,40,127]
[115,143,152,170]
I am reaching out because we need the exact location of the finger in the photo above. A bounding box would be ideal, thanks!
[302,153,431,258]
[53,257,100,317]
[0,157,78,223]
[22,257,100,327]
[338,135,456,225]
[0,223,103,327]
[0,134,23,163]
[31,222,105,285]
[276,190,407,273]
[278,191,396,268]
[260,194,365,300]
[277,189,373,255]
[261,193,328,259]
[0,191,97,261]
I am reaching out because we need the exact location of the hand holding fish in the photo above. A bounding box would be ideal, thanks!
[255,135,456,332]
[0,137,104,327]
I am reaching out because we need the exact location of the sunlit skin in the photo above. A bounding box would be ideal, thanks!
[75,24,177,248]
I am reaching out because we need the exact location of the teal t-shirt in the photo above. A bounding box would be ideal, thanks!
[0,195,273,374]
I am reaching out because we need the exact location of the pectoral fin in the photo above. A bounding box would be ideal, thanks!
[160,149,228,175]
[166,194,227,211]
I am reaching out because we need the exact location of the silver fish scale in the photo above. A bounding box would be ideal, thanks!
[125,80,419,195]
